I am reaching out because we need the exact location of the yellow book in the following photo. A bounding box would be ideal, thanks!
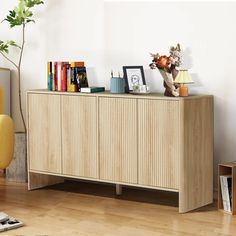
[47,62,51,76]
[70,61,84,67]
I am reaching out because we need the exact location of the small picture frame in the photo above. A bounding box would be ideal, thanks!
[123,66,146,93]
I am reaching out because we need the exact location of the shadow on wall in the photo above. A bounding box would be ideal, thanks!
[144,69,163,93]
[182,47,193,69]
[87,67,100,87]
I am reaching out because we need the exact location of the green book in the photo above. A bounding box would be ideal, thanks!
[80,87,105,93]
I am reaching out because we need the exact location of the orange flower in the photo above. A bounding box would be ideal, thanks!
[156,56,170,69]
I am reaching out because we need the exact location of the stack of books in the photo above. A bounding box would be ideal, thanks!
[80,87,105,93]
[220,175,232,212]
[47,61,89,92]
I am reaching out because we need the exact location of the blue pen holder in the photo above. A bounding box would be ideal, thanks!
[110,77,125,93]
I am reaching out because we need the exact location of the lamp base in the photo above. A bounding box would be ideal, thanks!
[179,84,188,97]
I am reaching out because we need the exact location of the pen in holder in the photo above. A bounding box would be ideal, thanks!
[110,71,125,94]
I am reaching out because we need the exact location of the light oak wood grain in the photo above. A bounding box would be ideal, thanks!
[99,97,138,183]
[29,169,179,192]
[1,176,234,236]
[179,97,213,213]
[61,96,98,178]
[138,99,180,190]
[27,91,213,213]
[28,172,64,190]
[27,89,212,101]
[28,94,62,174]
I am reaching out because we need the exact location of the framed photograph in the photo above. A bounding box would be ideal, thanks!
[123,66,146,92]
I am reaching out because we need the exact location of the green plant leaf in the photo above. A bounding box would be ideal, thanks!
[26,0,44,7]
[0,39,22,54]
[3,0,44,27]
[7,40,21,49]
[0,41,9,54]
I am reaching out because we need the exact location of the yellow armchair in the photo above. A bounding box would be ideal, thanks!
[0,87,3,114]
[0,115,14,169]
[0,90,14,168]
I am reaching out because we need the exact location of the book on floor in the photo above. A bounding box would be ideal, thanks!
[80,87,105,93]
[0,212,23,232]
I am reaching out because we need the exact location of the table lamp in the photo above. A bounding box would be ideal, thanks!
[174,69,194,97]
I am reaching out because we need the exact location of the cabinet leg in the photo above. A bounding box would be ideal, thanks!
[28,172,64,190]
[116,184,122,195]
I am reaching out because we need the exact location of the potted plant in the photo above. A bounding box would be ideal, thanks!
[0,0,44,181]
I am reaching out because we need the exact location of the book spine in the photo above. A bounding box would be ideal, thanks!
[91,87,105,93]
[47,61,50,90]
[70,67,77,92]
[57,62,62,91]
[61,64,67,92]
[47,61,52,91]
[52,61,55,91]
[66,64,71,92]
[54,62,58,91]
[225,177,232,212]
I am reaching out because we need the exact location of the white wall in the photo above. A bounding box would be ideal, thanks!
[0,0,105,131]
[1,0,236,186]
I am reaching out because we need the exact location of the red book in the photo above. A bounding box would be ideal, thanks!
[61,64,67,92]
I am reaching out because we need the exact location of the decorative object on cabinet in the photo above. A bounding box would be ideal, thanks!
[47,61,88,92]
[132,84,150,94]
[174,69,194,97]
[218,163,236,215]
[150,43,182,97]
[81,87,105,93]
[27,89,213,213]
[123,66,146,93]
[110,72,125,94]
[0,68,10,115]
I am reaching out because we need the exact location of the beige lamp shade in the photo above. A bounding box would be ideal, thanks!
[174,69,194,84]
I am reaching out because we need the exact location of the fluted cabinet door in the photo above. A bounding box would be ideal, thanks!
[61,96,98,178]
[99,97,137,183]
[28,94,62,173]
[138,99,181,190]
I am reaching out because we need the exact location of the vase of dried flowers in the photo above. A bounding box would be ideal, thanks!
[150,44,182,97]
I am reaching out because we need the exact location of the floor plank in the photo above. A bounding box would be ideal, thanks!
[1,176,236,236]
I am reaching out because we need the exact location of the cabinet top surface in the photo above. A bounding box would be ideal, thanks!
[27,89,213,100]
[219,162,236,168]
[0,67,10,71]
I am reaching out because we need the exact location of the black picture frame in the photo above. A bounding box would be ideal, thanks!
[123,66,146,93]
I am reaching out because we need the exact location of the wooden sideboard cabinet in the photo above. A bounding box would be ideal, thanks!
[27,90,213,213]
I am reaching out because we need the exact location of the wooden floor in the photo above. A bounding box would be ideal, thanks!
[1,176,236,236]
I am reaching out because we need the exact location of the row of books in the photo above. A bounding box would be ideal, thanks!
[47,61,89,92]
[220,175,232,212]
